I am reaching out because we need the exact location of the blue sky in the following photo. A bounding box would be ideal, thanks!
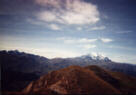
[0,0,136,64]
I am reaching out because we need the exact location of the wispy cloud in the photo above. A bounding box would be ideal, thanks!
[109,45,136,51]
[57,37,113,44]
[0,44,82,58]
[57,37,97,50]
[90,52,106,57]
[57,37,97,44]
[81,44,96,49]
[77,27,82,31]
[100,38,113,43]
[78,38,97,43]
[116,31,133,34]
[48,24,60,30]
[91,26,106,31]
[35,0,100,25]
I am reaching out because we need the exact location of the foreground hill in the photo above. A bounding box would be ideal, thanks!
[85,66,136,94]
[22,65,136,95]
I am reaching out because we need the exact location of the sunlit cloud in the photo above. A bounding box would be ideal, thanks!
[48,24,61,30]
[81,44,96,49]
[57,37,113,44]
[57,37,97,44]
[91,26,106,31]
[35,0,100,25]
[37,11,61,22]
[100,38,113,43]
[57,37,97,50]
[90,52,106,57]
[77,27,82,31]
[0,46,81,58]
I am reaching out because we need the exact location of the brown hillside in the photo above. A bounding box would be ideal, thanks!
[23,65,120,95]
[85,65,136,94]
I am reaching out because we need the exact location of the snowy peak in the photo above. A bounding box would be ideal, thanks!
[80,54,111,62]
[80,54,93,60]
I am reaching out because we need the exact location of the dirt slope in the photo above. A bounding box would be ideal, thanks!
[23,65,121,95]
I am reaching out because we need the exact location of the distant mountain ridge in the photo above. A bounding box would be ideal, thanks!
[80,54,111,62]
[1,50,136,76]
[1,50,136,93]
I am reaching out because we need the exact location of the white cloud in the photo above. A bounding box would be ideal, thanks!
[78,38,97,43]
[77,27,82,31]
[57,37,97,44]
[90,52,106,57]
[35,0,62,8]
[57,37,97,50]
[37,11,63,23]
[91,26,106,30]
[1,46,81,58]
[100,38,113,43]
[82,44,96,49]
[35,0,100,25]
[58,37,113,44]
[48,24,60,30]
[37,11,57,22]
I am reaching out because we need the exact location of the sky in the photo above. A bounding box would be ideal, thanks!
[0,0,136,64]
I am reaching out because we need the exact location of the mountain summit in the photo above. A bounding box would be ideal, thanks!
[80,54,111,62]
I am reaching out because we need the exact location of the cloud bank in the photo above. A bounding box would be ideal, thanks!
[57,37,97,44]
[35,0,100,25]
[82,44,96,49]
[48,24,60,30]
[57,37,97,50]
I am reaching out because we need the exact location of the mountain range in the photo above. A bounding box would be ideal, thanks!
[1,50,136,94]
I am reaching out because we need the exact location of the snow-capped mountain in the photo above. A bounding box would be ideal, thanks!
[79,54,111,62]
